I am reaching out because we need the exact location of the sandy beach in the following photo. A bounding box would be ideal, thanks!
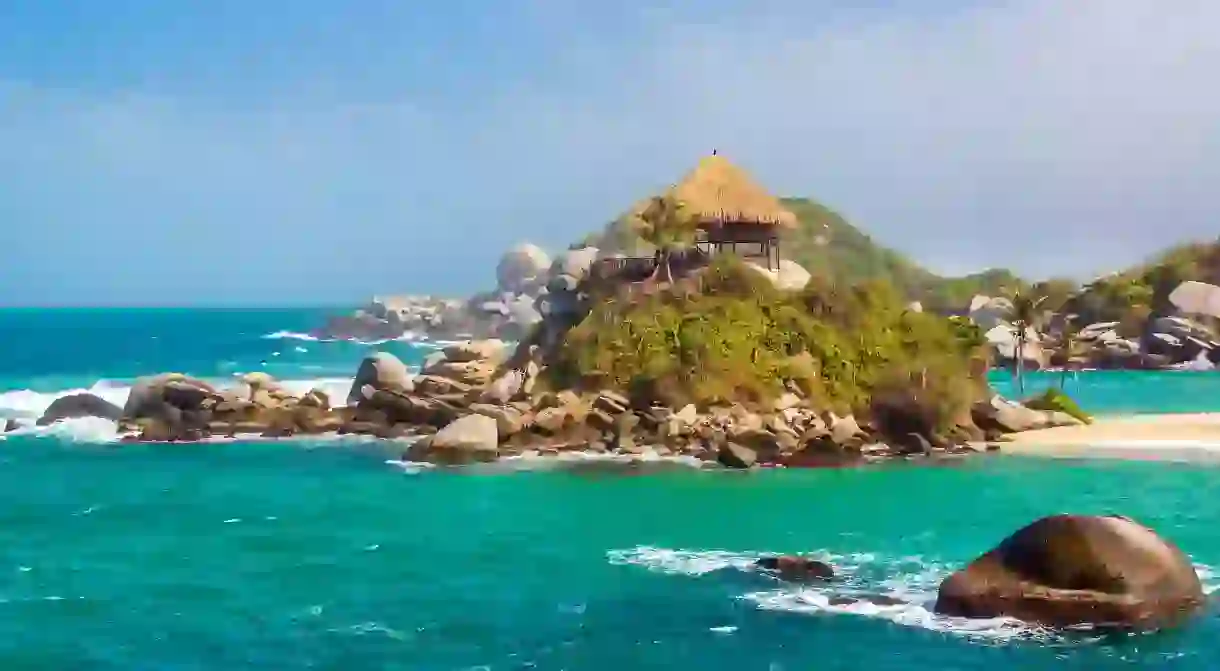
[1000,413,1220,461]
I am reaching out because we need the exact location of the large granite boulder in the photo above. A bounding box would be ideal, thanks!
[408,414,499,464]
[551,246,600,282]
[122,374,215,419]
[496,243,551,293]
[971,395,1081,434]
[119,374,219,439]
[346,352,413,405]
[37,393,123,426]
[745,259,811,291]
[934,515,1204,631]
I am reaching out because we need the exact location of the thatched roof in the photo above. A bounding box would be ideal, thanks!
[665,154,797,229]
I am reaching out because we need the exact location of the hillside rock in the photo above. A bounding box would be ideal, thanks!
[745,259,812,291]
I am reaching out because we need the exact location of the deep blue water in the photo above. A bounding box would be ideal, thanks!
[2,308,1220,670]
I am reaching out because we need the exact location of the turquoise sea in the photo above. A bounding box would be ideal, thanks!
[2,308,1220,670]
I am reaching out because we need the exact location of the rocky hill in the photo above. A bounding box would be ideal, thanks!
[579,196,1024,313]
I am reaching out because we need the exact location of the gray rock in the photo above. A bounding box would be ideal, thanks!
[717,442,757,469]
[442,339,506,363]
[480,369,525,404]
[430,414,499,458]
[38,393,123,426]
[347,352,413,405]
[496,243,552,294]
[551,246,599,282]
[122,374,215,420]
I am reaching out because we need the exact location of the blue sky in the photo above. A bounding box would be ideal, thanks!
[2,0,1219,306]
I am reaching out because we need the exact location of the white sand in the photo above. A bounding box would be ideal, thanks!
[999,413,1220,461]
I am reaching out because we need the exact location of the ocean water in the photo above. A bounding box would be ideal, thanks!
[3,308,1220,669]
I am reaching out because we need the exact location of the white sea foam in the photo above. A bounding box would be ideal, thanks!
[0,375,359,443]
[262,330,321,342]
[607,546,1220,642]
[262,330,429,345]
[388,447,710,474]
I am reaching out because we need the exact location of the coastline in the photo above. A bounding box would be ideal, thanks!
[999,412,1220,461]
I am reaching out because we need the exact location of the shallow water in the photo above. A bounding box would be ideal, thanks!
[3,308,1220,669]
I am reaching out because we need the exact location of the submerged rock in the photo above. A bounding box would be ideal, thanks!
[37,393,122,426]
[755,555,835,582]
[934,514,1204,631]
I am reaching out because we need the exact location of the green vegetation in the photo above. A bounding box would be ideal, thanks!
[1065,238,1220,334]
[1023,388,1093,425]
[630,195,698,284]
[1005,289,1048,395]
[580,196,1027,312]
[545,255,989,433]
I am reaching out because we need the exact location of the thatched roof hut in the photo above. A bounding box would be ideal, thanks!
[667,154,798,230]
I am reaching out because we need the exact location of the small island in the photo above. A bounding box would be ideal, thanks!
[26,154,1089,467]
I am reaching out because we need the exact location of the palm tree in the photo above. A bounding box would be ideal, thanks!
[1055,315,1081,389]
[1007,289,1047,396]
[631,195,699,286]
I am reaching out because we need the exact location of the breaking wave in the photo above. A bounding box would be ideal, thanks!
[0,376,356,443]
[606,546,1220,643]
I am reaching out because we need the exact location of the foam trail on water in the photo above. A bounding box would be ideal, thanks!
[262,330,429,345]
[608,546,1220,642]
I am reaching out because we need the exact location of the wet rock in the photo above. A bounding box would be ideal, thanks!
[934,514,1204,631]
[828,594,906,607]
[755,555,836,582]
[120,374,217,439]
[717,442,757,469]
[37,393,122,426]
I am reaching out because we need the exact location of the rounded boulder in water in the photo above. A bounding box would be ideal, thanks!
[934,514,1204,631]
[37,393,123,426]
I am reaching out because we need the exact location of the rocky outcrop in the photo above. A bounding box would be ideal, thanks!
[755,555,835,582]
[312,241,587,343]
[37,393,122,426]
[972,395,1082,434]
[112,372,345,441]
[934,515,1204,631]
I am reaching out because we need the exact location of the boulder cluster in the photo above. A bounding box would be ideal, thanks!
[27,337,1082,465]
[313,244,594,343]
[970,295,1220,371]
